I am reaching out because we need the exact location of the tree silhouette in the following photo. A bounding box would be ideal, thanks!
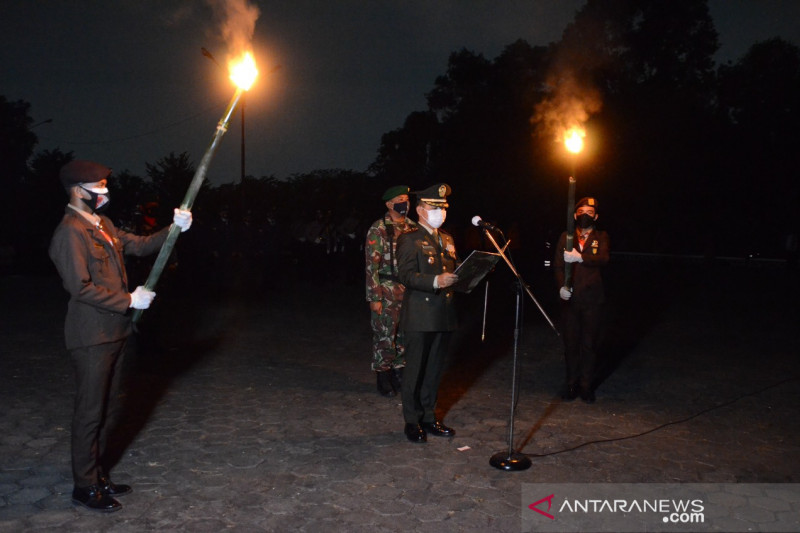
[0,96,37,188]
[717,38,800,255]
[3,0,800,269]
[17,149,74,272]
[372,0,730,256]
[554,0,721,253]
[145,151,200,226]
[369,111,438,186]
[1,97,38,263]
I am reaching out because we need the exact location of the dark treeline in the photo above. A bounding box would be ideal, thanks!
[2,0,799,279]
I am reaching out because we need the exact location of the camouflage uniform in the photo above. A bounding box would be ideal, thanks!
[365,213,417,371]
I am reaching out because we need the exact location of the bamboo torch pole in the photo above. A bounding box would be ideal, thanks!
[132,88,244,323]
[562,127,584,291]
[564,176,577,290]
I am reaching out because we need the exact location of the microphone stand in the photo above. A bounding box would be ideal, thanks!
[480,228,558,471]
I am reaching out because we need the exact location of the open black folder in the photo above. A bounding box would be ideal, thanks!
[451,250,501,293]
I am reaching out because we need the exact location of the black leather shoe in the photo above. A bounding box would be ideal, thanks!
[421,420,455,437]
[72,484,122,512]
[561,384,578,401]
[404,423,427,443]
[580,389,596,404]
[389,367,404,392]
[376,371,396,397]
[99,476,132,496]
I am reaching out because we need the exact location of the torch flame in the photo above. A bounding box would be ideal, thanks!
[564,127,585,154]
[229,51,258,91]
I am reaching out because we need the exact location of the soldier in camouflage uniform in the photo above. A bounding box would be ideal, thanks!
[365,185,417,397]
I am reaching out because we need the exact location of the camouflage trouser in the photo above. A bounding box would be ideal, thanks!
[370,282,405,372]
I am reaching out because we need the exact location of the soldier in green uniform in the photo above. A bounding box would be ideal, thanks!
[365,185,418,396]
[396,184,459,443]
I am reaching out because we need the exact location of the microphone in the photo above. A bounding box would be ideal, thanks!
[472,216,502,233]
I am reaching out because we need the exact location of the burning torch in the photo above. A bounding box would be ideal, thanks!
[132,51,258,323]
[563,127,584,291]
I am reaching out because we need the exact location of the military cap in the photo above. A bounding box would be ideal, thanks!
[413,183,452,208]
[381,185,410,201]
[59,160,112,189]
[575,196,598,212]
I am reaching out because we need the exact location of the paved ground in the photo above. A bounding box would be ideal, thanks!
[1,260,798,532]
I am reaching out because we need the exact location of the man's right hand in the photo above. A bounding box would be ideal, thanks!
[369,301,383,314]
[130,286,156,309]
[559,286,572,300]
[564,249,583,263]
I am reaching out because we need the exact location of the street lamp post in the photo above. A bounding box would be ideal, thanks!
[202,47,280,183]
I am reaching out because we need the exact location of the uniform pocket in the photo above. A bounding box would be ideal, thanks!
[88,244,112,277]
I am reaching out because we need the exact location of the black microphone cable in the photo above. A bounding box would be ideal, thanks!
[521,376,799,458]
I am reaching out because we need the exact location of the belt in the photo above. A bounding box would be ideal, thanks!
[378,274,400,282]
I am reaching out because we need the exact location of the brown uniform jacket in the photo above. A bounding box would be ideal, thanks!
[397,226,458,332]
[49,207,168,349]
[554,229,610,306]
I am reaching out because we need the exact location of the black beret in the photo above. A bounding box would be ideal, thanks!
[59,160,112,189]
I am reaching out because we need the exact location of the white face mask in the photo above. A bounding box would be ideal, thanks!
[425,208,446,229]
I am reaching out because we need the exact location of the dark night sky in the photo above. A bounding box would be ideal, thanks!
[2,1,799,184]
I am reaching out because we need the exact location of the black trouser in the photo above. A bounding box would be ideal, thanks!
[560,303,601,391]
[70,339,127,487]
[401,331,452,424]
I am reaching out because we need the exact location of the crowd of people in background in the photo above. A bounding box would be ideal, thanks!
[109,194,549,300]
[119,202,371,295]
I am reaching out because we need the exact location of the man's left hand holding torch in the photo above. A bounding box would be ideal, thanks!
[127,208,193,310]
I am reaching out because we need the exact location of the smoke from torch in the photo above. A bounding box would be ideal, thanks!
[532,71,601,150]
[531,70,599,293]
[207,0,260,55]
[132,1,260,323]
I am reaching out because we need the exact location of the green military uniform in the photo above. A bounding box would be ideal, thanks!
[365,189,417,373]
[397,183,459,442]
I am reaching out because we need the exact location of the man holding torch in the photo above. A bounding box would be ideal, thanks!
[49,160,192,512]
[554,196,609,404]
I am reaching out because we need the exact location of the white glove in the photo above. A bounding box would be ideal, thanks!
[173,208,192,232]
[559,286,572,300]
[129,286,156,309]
[564,249,583,263]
